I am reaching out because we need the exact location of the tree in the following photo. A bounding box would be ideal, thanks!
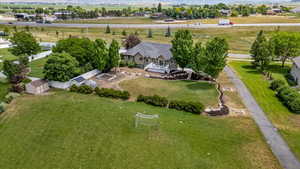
[43,53,79,82]
[94,39,108,71]
[165,26,171,37]
[9,31,41,56]
[250,30,273,71]
[147,29,153,38]
[105,25,111,34]
[171,30,193,70]
[191,42,206,73]
[202,37,229,78]
[158,3,162,12]
[2,60,21,81]
[122,30,127,36]
[271,32,300,67]
[123,34,141,49]
[108,39,120,72]
[3,27,10,36]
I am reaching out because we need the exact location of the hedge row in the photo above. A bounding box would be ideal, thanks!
[137,94,204,114]
[95,87,130,100]
[270,79,300,114]
[70,85,93,94]
[169,100,204,114]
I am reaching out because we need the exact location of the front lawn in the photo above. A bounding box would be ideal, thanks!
[28,57,47,78]
[229,61,300,160]
[120,78,219,106]
[0,91,280,169]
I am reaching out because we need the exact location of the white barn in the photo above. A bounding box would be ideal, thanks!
[26,80,49,95]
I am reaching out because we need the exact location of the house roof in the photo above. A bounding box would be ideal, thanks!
[292,56,300,68]
[30,79,48,87]
[123,42,173,60]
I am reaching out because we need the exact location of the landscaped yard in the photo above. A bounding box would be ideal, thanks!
[229,61,300,160]
[0,91,281,169]
[28,57,47,78]
[0,48,18,70]
[120,78,219,106]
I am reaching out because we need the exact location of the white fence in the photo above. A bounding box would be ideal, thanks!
[29,51,52,62]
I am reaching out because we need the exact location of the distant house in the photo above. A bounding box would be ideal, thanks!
[26,79,49,95]
[291,7,300,13]
[291,56,300,85]
[220,9,231,16]
[122,42,177,73]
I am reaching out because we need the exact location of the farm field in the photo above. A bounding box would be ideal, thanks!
[0,91,281,169]
[229,61,300,160]
[2,25,300,54]
[120,78,219,106]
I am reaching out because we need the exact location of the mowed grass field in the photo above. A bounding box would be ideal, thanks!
[28,57,47,78]
[120,78,219,106]
[229,61,300,159]
[2,25,300,54]
[0,91,281,169]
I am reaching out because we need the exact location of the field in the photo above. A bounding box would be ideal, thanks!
[2,25,300,54]
[28,57,47,78]
[229,61,300,159]
[0,91,281,169]
[120,78,219,106]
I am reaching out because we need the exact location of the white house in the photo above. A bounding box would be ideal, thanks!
[291,56,300,85]
[26,79,49,95]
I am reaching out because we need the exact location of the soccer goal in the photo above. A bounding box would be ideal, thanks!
[135,112,159,129]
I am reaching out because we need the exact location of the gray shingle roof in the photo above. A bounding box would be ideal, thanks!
[293,56,300,68]
[123,42,173,60]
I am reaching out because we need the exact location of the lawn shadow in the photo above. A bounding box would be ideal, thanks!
[241,65,261,75]
[185,82,215,91]
[267,64,290,75]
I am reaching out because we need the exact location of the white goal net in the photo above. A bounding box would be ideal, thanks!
[135,113,159,128]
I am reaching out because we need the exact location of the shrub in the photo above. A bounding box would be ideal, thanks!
[127,61,137,68]
[0,103,4,114]
[4,95,13,104]
[137,95,168,107]
[77,85,93,94]
[22,78,32,84]
[289,98,300,114]
[285,73,297,86]
[277,87,299,105]
[69,84,79,92]
[95,87,130,100]
[10,84,25,93]
[169,100,204,114]
[270,79,286,91]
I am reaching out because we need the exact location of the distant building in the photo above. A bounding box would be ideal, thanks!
[26,79,49,95]
[291,56,300,85]
[220,9,231,16]
[291,7,300,13]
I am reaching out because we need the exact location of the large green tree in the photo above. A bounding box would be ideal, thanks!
[9,31,41,56]
[191,42,206,73]
[171,30,193,70]
[94,39,108,71]
[108,39,120,72]
[2,60,21,81]
[250,30,274,71]
[270,32,300,67]
[43,53,79,82]
[202,37,229,78]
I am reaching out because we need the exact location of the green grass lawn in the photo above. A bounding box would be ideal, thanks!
[28,57,47,78]
[229,61,300,160]
[120,78,219,106]
[0,91,280,169]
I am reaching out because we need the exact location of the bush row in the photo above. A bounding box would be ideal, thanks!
[270,79,300,114]
[95,87,130,100]
[137,94,204,114]
[70,85,93,94]
[169,100,204,114]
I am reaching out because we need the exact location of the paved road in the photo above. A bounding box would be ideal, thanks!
[2,21,300,29]
[224,66,300,169]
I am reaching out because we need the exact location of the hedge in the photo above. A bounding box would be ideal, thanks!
[137,95,168,107]
[95,87,130,100]
[270,79,286,91]
[70,85,93,94]
[169,100,204,114]
[0,104,4,114]
[271,81,300,114]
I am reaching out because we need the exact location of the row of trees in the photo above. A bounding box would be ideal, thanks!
[171,30,228,78]
[251,30,300,71]
[44,37,120,81]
